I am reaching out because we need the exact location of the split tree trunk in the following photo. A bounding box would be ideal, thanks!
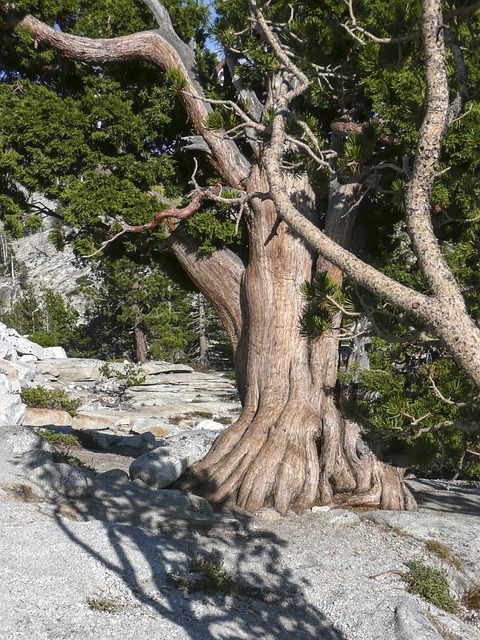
[179,169,417,514]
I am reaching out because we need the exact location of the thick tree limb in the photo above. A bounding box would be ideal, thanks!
[16,13,251,188]
[165,229,245,353]
[404,0,465,309]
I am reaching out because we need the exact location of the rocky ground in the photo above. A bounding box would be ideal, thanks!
[0,327,479,640]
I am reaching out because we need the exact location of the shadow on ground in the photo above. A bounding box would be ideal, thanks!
[51,499,346,640]
[406,479,480,516]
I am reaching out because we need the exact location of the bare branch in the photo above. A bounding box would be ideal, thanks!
[247,0,310,104]
[411,420,480,439]
[342,0,419,45]
[183,91,265,133]
[284,134,336,173]
[427,374,476,407]
[325,295,362,318]
[82,226,130,258]
[82,192,206,258]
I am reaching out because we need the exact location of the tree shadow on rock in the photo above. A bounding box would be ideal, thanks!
[50,490,347,640]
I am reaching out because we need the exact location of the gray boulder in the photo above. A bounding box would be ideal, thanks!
[0,340,16,360]
[42,346,68,359]
[0,358,36,381]
[19,448,54,469]
[36,358,105,382]
[0,373,21,394]
[129,447,189,489]
[0,424,52,456]
[8,335,45,360]
[129,428,219,489]
[30,462,95,498]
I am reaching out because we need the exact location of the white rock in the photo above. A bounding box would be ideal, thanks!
[0,424,53,456]
[312,505,331,513]
[19,449,54,469]
[0,358,36,381]
[195,419,227,431]
[8,336,45,360]
[72,410,131,431]
[129,448,189,489]
[0,394,26,426]
[0,373,21,394]
[42,346,68,359]
[0,340,16,360]
[142,361,194,375]
[36,358,104,381]
[395,599,443,640]
[18,354,38,363]
[129,429,218,490]
[23,408,73,428]
[30,462,94,498]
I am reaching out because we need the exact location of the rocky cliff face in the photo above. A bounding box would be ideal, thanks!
[0,221,92,320]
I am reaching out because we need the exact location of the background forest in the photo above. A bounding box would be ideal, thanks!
[0,0,479,498]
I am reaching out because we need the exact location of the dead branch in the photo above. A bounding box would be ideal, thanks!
[82,192,206,258]
[428,374,473,407]
[411,420,480,439]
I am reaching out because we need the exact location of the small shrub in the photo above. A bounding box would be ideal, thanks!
[191,410,214,419]
[190,554,236,595]
[21,387,81,415]
[38,429,82,447]
[52,450,95,472]
[403,561,457,612]
[169,554,237,596]
[425,539,464,572]
[87,597,117,613]
[100,361,146,387]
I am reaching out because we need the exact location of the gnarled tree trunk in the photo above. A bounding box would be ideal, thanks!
[179,169,417,514]
[13,1,421,515]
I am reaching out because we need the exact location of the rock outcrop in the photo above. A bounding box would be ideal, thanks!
[0,321,239,490]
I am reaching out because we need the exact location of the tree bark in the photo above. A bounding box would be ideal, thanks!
[133,311,149,363]
[132,276,149,363]
[179,169,417,514]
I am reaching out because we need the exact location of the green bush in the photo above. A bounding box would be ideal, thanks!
[169,553,237,596]
[100,361,146,387]
[21,387,81,415]
[38,429,82,447]
[403,561,457,612]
